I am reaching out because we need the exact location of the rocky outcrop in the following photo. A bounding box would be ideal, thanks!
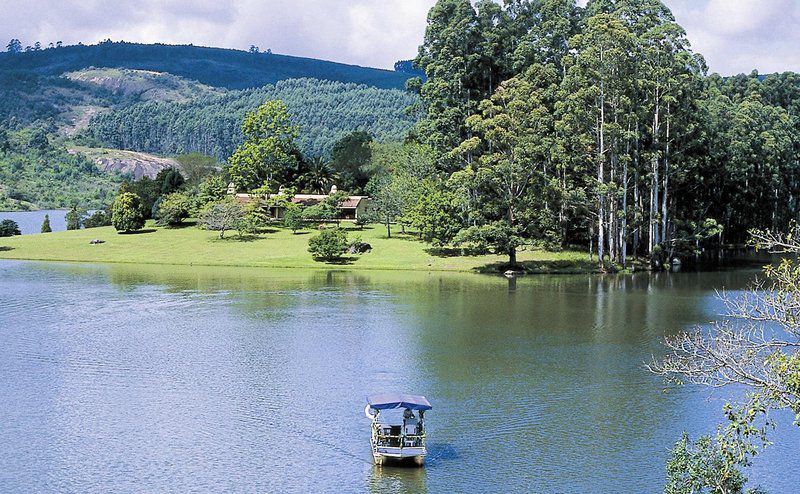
[69,148,181,179]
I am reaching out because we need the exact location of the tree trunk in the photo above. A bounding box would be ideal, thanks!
[621,141,629,269]
[508,247,517,267]
[661,111,670,242]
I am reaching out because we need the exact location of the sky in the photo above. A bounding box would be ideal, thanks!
[0,0,798,75]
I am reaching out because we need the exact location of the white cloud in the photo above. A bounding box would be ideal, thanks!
[0,0,798,74]
[0,0,432,69]
[668,0,800,74]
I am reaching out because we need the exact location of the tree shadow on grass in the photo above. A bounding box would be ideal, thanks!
[0,246,13,252]
[314,256,359,265]
[258,228,279,235]
[425,247,463,258]
[475,258,597,275]
[119,229,157,235]
[217,234,261,243]
[290,231,311,236]
[164,221,197,229]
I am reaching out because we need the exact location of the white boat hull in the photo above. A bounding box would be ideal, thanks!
[373,446,426,466]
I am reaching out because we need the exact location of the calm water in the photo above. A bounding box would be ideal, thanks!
[0,210,72,235]
[1,261,798,493]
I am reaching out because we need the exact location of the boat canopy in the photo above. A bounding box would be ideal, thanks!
[367,393,432,411]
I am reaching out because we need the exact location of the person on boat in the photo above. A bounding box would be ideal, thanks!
[403,408,419,445]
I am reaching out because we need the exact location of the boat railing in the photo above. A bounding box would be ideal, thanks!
[373,432,426,448]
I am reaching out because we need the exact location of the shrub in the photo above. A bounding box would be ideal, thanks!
[308,228,349,262]
[112,192,146,233]
[156,192,192,226]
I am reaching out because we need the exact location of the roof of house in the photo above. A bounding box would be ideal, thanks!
[235,193,367,209]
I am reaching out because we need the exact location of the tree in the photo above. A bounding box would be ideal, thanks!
[304,191,347,225]
[651,228,800,491]
[664,432,751,494]
[227,100,299,192]
[298,157,337,194]
[66,205,85,230]
[28,128,49,151]
[451,63,559,265]
[112,193,146,233]
[196,174,228,209]
[156,192,192,226]
[366,174,405,238]
[0,128,9,153]
[155,167,185,195]
[330,131,373,192]
[41,214,51,233]
[119,178,160,220]
[6,39,21,53]
[0,219,21,237]
[175,153,217,185]
[308,228,349,262]
[652,228,800,415]
[283,206,305,234]
[199,198,244,239]
[414,0,483,162]
[407,186,463,247]
[84,210,112,229]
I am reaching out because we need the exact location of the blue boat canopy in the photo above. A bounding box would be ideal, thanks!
[367,393,432,411]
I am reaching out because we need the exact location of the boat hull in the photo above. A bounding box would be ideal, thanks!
[373,453,426,467]
[372,446,426,467]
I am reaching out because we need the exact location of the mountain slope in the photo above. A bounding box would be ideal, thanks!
[88,77,417,159]
[0,41,413,90]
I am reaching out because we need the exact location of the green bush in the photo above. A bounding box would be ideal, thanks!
[156,192,192,226]
[308,228,348,262]
[0,219,21,237]
[283,206,305,233]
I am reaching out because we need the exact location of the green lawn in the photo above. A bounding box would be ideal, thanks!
[0,221,595,273]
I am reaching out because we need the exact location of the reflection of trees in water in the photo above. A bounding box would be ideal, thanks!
[396,270,759,491]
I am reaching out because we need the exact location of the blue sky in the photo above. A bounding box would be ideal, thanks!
[1,0,798,75]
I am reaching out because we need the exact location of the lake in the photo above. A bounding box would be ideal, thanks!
[0,261,797,493]
[0,210,73,235]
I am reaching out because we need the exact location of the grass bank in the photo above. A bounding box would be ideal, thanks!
[0,221,596,273]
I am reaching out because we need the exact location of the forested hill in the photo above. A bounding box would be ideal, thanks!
[0,41,412,90]
[88,78,417,159]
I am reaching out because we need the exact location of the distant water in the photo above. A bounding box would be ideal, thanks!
[0,210,69,235]
[0,262,796,493]
[0,210,95,235]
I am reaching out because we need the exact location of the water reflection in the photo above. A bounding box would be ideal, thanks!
[369,465,427,494]
[3,261,793,493]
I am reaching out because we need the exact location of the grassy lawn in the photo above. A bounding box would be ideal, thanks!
[0,221,595,273]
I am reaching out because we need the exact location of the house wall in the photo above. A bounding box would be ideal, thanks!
[356,198,370,220]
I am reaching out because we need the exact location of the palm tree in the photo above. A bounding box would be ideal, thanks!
[300,157,338,194]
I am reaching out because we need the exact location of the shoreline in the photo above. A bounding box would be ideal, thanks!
[0,221,601,275]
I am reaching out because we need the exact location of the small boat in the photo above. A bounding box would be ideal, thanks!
[365,393,432,467]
